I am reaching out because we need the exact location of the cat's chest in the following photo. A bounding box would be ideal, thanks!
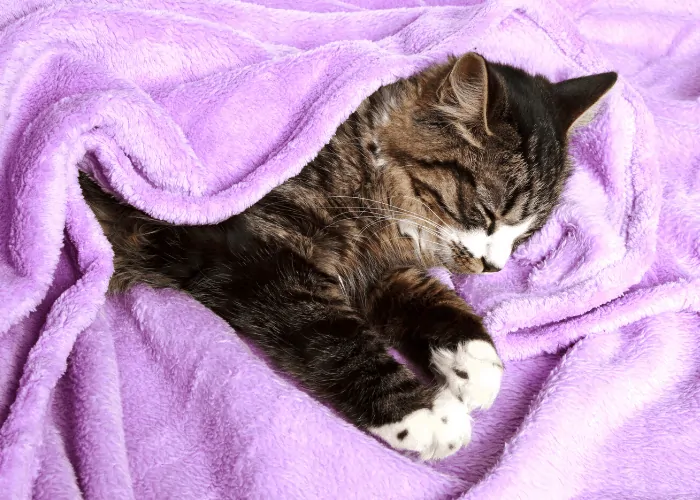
[330,222,419,288]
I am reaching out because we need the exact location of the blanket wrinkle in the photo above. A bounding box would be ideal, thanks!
[1,0,699,498]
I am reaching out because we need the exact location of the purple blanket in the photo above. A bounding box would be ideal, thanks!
[2,0,699,497]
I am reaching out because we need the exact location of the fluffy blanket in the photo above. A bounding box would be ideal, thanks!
[1,0,699,498]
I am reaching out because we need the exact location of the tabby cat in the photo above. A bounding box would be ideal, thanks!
[80,53,616,460]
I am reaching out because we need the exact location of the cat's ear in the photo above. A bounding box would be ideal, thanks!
[553,72,618,132]
[439,52,499,134]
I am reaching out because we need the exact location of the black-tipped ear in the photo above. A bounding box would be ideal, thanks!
[440,52,494,133]
[553,72,618,131]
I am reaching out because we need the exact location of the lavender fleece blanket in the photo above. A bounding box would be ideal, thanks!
[1,0,699,498]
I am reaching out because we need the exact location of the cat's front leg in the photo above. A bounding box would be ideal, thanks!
[209,250,471,460]
[368,267,504,413]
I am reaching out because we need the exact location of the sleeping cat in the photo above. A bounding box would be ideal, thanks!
[79,53,616,460]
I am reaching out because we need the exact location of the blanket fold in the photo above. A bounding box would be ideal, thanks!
[1,0,699,498]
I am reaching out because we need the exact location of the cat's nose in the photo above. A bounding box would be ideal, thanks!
[481,258,501,273]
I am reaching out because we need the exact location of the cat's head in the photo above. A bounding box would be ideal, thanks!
[377,53,617,274]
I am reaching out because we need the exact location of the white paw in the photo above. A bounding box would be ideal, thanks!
[431,340,503,411]
[368,389,472,460]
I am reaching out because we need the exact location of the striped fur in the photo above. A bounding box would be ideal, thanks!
[80,53,616,458]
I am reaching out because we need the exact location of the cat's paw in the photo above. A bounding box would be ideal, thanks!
[432,340,503,411]
[368,389,472,460]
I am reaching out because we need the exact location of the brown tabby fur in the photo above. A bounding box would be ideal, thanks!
[80,53,616,458]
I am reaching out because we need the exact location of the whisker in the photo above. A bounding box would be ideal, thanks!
[329,195,441,224]
[356,215,454,247]
[328,196,443,230]
[407,197,449,227]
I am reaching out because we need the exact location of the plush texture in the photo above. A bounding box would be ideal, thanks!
[0,0,698,498]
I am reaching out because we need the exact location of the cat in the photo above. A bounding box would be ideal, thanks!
[79,52,616,460]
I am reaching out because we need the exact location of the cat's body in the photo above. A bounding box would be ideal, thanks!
[80,53,616,460]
